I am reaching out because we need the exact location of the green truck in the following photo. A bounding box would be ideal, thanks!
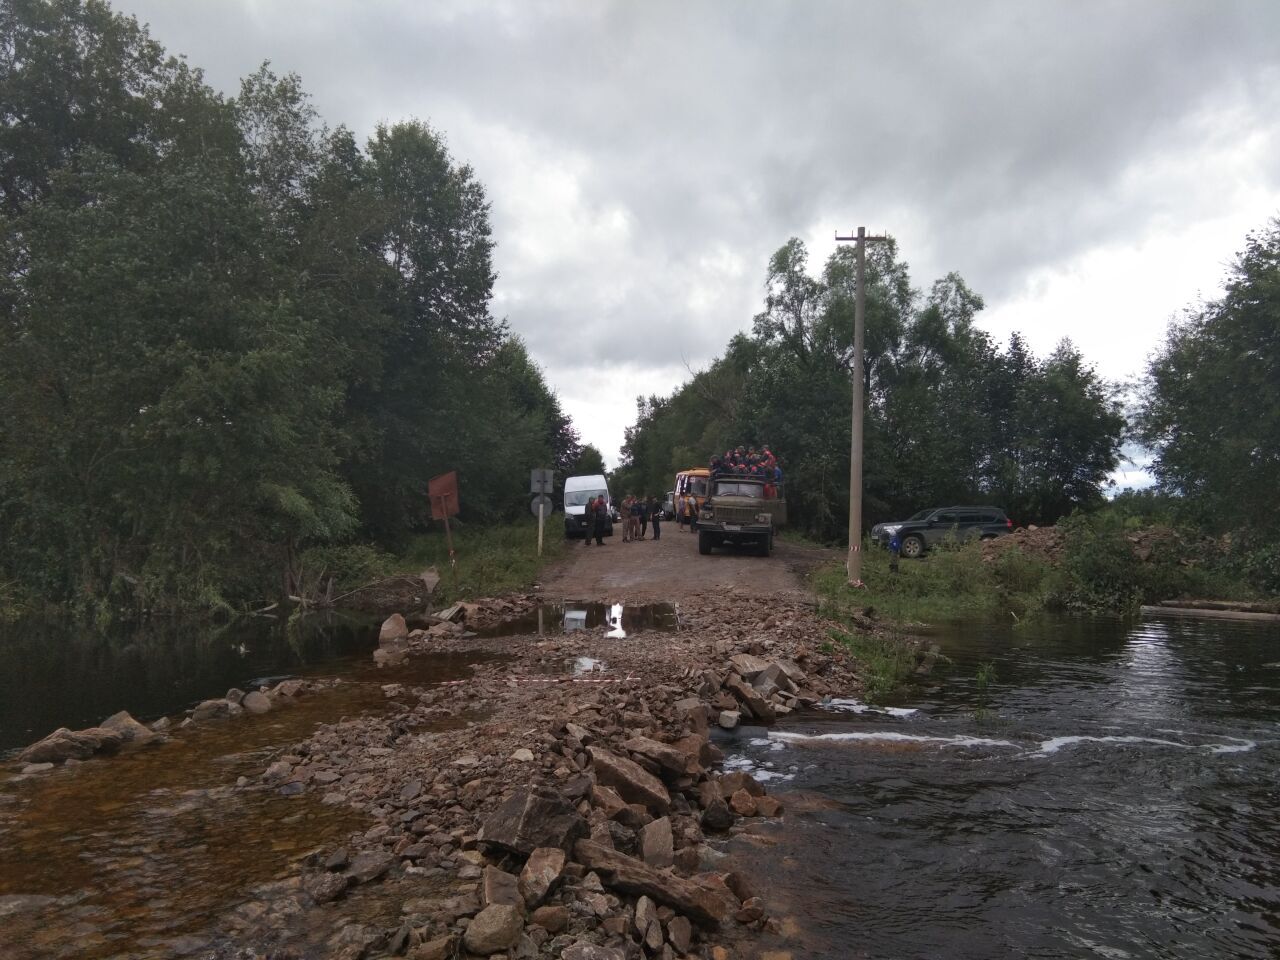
[697,474,787,556]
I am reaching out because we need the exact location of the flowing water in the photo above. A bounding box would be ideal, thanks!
[724,614,1280,959]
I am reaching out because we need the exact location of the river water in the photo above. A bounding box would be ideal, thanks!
[724,613,1280,959]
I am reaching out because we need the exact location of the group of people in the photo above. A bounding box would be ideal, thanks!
[581,495,668,546]
[710,445,784,498]
[620,495,662,542]
[711,444,783,479]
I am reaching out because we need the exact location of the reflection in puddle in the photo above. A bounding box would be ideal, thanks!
[480,601,678,637]
[605,603,627,639]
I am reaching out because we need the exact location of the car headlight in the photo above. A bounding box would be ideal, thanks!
[883,524,902,534]
[756,513,770,523]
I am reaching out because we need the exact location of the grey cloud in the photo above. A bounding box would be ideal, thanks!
[119,0,1280,453]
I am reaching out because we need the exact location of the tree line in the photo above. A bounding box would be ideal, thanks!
[614,237,1126,538]
[0,0,588,613]
[614,218,1279,584]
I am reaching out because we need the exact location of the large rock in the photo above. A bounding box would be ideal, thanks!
[478,787,587,856]
[729,654,771,679]
[18,727,103,764]
[241,691,271,715]
[667,914,693,953]
[719,771,765,798]
[482,865,522,908]
[462,903,523,955]
[304,872,350,904]
[346,851,395,884]
[191,698,231,721]
[529,904,569,933]
[588,747,670,813]
[99,710,157,745]
[573,840,728,924]
[379,613,409,644]
[639,817,673,868]
[518,847,565,907]
[725,677,776,723]
[621,736,698,776]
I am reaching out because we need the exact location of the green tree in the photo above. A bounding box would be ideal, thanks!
[1139,219,1280,535]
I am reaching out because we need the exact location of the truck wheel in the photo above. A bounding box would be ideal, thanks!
[760,533,773,556]
[901,534,925,559]
[698,531,712,556]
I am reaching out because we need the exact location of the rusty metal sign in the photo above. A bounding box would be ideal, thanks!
[428,471,459,520]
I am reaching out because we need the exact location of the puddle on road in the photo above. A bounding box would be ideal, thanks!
[477,601,679,638]
[0,651,491,960]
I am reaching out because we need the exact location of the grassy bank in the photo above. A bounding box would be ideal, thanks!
[301,517,566,608]
[813,510,1268,633]
[813,539,1050,627]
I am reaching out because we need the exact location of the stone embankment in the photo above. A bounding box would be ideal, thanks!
[220,591,877,959]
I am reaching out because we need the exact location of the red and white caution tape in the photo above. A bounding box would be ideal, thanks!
[440,674,640,686]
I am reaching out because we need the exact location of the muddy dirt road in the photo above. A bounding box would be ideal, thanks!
[538,528,840,603]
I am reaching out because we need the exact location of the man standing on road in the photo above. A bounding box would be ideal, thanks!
[639,497,650,540]
[649,497,661,540]
[583,496,597,547]
[593,496,609,546]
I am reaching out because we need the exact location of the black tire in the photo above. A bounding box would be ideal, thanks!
[698,531,712,555]
[901,534,925,559]
[762,532,773,556]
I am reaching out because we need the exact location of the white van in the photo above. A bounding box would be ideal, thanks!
[563,474,613,538]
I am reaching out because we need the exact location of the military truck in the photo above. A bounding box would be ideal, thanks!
[697,474,786,556]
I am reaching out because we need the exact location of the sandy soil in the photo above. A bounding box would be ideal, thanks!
[538,528,841,604]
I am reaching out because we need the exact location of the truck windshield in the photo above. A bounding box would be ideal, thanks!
[565,490,606,507]
[713,481,765,497]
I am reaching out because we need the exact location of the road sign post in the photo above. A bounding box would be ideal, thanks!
[429,471,461,594]
[529,490,553,557]
[530,469,554,557]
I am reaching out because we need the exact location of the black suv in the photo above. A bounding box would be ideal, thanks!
[872,506,1012,559]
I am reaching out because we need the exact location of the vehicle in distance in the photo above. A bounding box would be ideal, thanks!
[563,474,614,538]
[698,475,786,556]
[872,506,1012,559]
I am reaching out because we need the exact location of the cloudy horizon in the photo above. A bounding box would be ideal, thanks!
[116,1,1280,480]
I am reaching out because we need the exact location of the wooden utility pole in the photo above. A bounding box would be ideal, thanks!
[835,227,888,586]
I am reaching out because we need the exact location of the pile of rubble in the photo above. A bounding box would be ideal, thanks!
[980,525,1067,565]
[253,667,791,959]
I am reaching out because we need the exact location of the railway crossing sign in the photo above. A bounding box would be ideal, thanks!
[530,468,554,495]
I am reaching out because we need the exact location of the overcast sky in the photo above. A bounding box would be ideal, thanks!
[119,1,1280,483]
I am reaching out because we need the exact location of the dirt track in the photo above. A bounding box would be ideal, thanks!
[537,526,841,603]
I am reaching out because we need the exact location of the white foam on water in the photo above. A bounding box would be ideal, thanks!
[748,737,787,752]
[819,698,919,718]
[1036,735,1257,756]
[1204,737,1257,754]
[769,730,1018,749]
[722,753,794,781]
